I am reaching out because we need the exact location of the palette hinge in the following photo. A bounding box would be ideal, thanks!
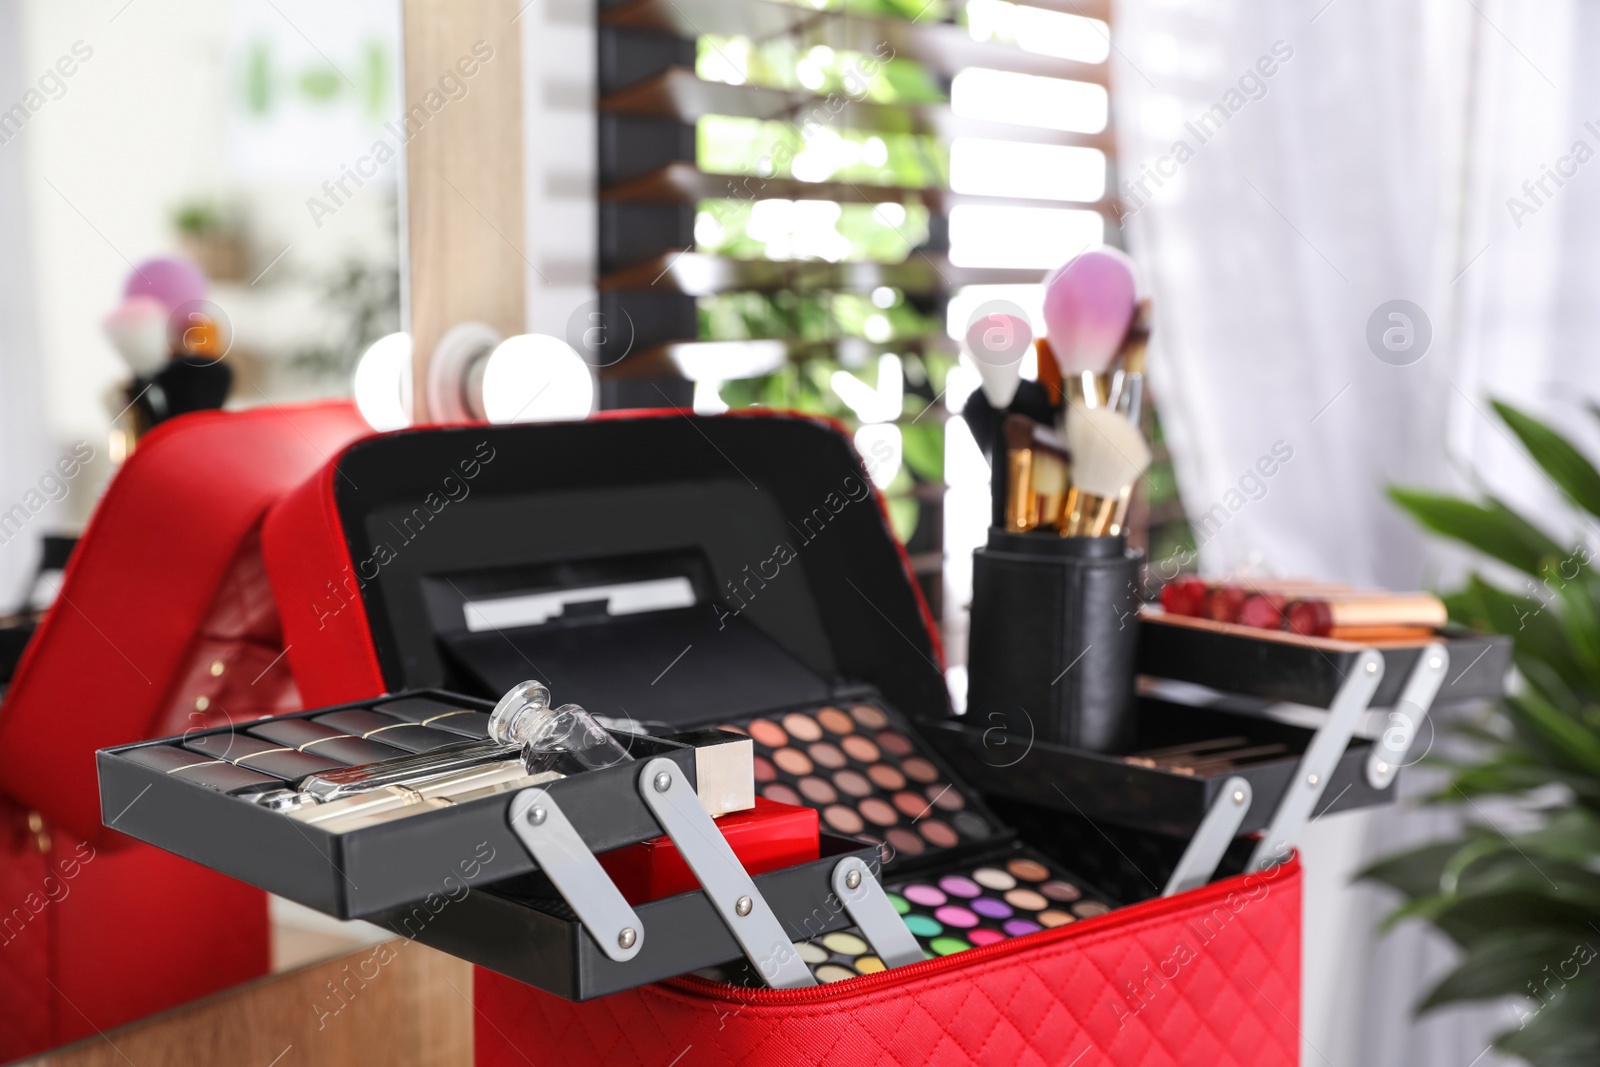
[506,787,647,964]
[636,756,820,988]
[1363,643,1448,790]
[1162,776,1252,896]
[830,855,925,969]
[1246,649,1384,872]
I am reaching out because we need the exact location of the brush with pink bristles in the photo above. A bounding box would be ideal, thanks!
[1041,248,1138,412]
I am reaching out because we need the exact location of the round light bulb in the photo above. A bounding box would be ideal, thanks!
[352,332,413,431]
[481,334,595,423]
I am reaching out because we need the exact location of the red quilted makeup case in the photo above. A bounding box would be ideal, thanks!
[252,410,1305,1067]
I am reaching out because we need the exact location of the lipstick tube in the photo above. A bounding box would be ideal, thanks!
[1285,594,1447,636]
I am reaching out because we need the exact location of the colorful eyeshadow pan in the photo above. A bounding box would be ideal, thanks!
[973,867,1015,891]
[841,735,880,762]
[763,783,802,806]
[903,884,946,907]
[885,828,924,857]
[1073,902,1111,918]
[876,730,913,756]
[817,707,854,734]
[903,913,941,937]
[887,894,910,915]
[855,955,886,973]
[968,929,1006,946]
[1041,880,1081,902]
[799,776,837,804]
[815,964,857,983]
[824,805,864,834]
[720,701,994,870]
[930,937,969,956]
[867,764,905,790]
[796,941,830,964]
[851,704,889,729]
[934,906,978,928]
[1039,910,1075,928]
[748,720,786,747]
[834,769,872,797]
[1005,889,1048,911]
[1007,858,1050,881]
[971,897,1011,920]
[938,875,981,898]
[782,713,823,742]
[809,742,846,769]
[822,932,869,955]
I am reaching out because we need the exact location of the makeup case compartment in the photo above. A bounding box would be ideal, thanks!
[94,412,1309,1063]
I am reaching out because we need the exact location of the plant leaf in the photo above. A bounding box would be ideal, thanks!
[1389,488,1565,576]
[1418,931,1581,1009]
[1493,399,1600,520]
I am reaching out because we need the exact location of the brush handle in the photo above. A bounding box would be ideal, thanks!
[1006,448,1037,532]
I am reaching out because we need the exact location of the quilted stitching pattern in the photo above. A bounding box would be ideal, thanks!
[476,863,1301,1066]
[0,796,54,1059]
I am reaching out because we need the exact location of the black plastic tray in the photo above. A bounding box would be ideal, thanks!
[96,690,704,920]
[390,833,875,1000]
[1137,615,1511,708]
[925,697,1392,839]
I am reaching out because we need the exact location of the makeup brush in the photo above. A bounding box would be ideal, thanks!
[1060,406,1151,537]
[1003,415,1038,531]
[964,312,1031,410]
[1042,248,1138,411]
[102,296,170,376]
[1107,298,1152,422]
[1031,426,1070,528]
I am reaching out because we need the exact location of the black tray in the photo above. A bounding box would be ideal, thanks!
[1137,614,1511,708]
[96,690,705,920]
[389,833,875,1000]
[925,697,1392,839]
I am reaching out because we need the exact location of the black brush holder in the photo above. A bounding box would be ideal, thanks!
[966,530,1142,753]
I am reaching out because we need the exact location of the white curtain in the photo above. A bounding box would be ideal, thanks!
[0,1,49,611]
[1115,1,1591,1063]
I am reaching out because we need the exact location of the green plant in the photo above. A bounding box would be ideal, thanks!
[172,200,230,237]
[1368,398,1600,1067]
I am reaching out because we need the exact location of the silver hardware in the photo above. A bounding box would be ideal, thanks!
[735,895,753,917]
[1164,777,1252,897]
[636,757,816,988]
[653,770,673,793]
[507,787,644,963]
[528,807,546,826]
[830,857,923,969]
[1248,649,1383,871]
[1365,643,1447,790]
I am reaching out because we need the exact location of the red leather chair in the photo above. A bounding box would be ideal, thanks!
[0,401,370,1061]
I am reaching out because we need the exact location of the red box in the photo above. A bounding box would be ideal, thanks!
[598,798,820,904]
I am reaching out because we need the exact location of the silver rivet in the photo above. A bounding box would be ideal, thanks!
[1233,790,1246,805]
[845,870,862,890]
[528,807,546,826]
[1429,656,1442,669]
[653,771,672,793]
[1375,761,1389,773]
[618,928,636,949]
[734,895,753,917]
[1307,773,1320,786]
[1365,661,1378,674]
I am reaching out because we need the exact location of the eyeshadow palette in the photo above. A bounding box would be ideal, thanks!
[718,701,999,866]
[119,695,494,795]
[709,848,1114,987]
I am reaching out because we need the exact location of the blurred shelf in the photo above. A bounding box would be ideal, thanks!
[603,161,1117,217]
[599,250,1047,293]
[601,335,960,380]
[602,0,1112,82]
[602,67,1115,151]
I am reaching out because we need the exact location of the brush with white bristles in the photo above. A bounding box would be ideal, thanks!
[1061,406,1151,537]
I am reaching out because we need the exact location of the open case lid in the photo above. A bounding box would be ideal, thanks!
[263,410,949,728]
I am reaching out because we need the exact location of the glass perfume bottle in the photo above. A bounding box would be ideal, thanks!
[279,681,631,805]
[489,679,634,775]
